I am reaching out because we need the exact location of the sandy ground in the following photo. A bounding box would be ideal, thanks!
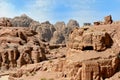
[0,76,8,80]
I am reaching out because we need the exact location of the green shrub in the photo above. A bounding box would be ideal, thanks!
[40,78,47,80]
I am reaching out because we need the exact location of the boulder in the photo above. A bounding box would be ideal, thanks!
[94,21,101,25]
[83,23,91,26]
[104,15,113,24]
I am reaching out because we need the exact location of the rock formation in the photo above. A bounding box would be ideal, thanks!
[68,27,113,51]
[94,15,113,25]
[0,15,80,44]
[0,15,119,80]
[94,21,101,25]
[30,19,79,44]
[50,31,65,44]
[0,27,48,70]
[54,21,65,31]
[49,22,66,44]
[104,15,113,24]
[0,17,12,27]
[11,14,33,27]
[67,19,79,27]
[61,19,79,43]
[30,21,56,42]
[81,57,120,80]
[8,21,120,80]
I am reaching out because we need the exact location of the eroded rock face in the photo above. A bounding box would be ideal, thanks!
[93,15,113,25]
[68,28,113,51]
[82,61,100,80]
[54,21,65,31]
[94,21,101,25]
[30,21,40,31]
[0,44,19,70]
[30,19,79,44]
[11,14,33,27]
[0,15,80,45]
[9,55,120,80]
[30,21,56,42]
[0,27,48,70]
[49,22,66,44]
[50,31,65,44]
[0,18,12,27]
[67,19,79,28]
[104,15,113,24]
[0,15,119,80]
[81,57,120,80]
[8,22,120,80]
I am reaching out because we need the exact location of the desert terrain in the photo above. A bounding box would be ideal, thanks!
[0,15,119,80]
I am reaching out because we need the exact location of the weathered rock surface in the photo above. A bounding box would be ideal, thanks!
[0,18,12,27]
[94,21,101,25]
[30,19,79,44]
[54,21,65,31]
[68,27,113,51]
[94,15,113,25]
[81,57,119,80]
[11,14,33,27]
[67,19,79,28]
[50,31,65,44]
[30,21,56,42]
[64,19,79,42]
[50,22,66,44]
[0,15,80,44]
[104,15,113,24]
[0,15,119,80]
[0,27,48,70]
[8,51,120,80]
[9,22,120,80]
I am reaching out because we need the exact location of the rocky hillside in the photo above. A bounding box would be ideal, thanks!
[30,19,79,44]
[0,15,120,80]
[0,27,48,70]
[0,14,79,45]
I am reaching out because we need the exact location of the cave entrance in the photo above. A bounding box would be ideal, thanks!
[83,46,93,50]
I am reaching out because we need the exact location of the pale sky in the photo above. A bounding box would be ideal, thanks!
[0,0,120,25]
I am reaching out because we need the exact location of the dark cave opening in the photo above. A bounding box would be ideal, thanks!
[83,46,93,50]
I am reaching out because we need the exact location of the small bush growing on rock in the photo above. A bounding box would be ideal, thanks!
[49,60,53,63]
[40,78,47,80]
[31,71,36,76]
[102,29,106,32]
[25,72,29,76]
